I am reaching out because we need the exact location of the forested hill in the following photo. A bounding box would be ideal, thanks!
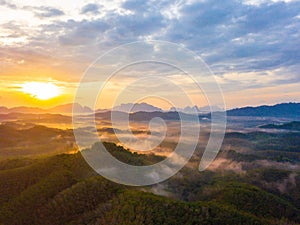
[227,102,300,118]
[260,121,300,131]
[0,142,299,225]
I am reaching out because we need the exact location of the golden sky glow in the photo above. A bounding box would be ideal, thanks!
[0,0,300,109]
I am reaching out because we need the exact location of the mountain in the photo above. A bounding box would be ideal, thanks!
[0,113,71,124]
[49,103,92,114]
[0,123,75,157]
[199,105,223,113]
[112,102,162,113]
[170,105,223,114]
[227,102,300,118]
[8,106,46,114]
[130,111,181,121]
[0,103,93,115]
[95,110,201,121]
[0,107,9,114]
[1,102,300,118]
[170,105,200,114]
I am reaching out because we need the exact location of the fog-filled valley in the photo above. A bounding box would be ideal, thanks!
[1,103,300,224]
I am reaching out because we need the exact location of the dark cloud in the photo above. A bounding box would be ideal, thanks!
[58,4,165,46]
[122,0,151,11]
[158,0,300,78]
[2,0,299,86]
[33,6,65,18]
[114,12,165,36]
[44,0,299,85]
[81,3,101,14]
[58,19,110,45]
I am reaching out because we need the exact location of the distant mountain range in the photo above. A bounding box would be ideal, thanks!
[0,102,300,119]
[112,102,162,113]
[170,105,223,114]
[227,103,300,118]
[95,110,201,121]
[112,103,222,113]
[0,102,221,115]
[0,103,93,114]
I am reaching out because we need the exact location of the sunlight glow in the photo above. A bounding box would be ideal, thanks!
[21,82,61,100]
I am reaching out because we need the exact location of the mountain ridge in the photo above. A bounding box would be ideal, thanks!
[227,102,300,118]
[0,103,93,115]
[0,102,300,118]
[111,102,162,113]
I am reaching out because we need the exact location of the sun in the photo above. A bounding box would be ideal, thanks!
[21,82,61,100]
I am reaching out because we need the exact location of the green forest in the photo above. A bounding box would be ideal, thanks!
[0,141,300,225]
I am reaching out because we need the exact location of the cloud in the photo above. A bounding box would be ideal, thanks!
[1,0,300,102]
[56,4,165,49]
[58,19,110,46]
[164,0,300,69]
[0,0,17,9]
[81,3,101,14]
[0,2,65,18]
[33,6,65,18]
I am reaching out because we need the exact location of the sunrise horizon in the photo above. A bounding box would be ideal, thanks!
[1,100,300,112]
[1,1,300,111]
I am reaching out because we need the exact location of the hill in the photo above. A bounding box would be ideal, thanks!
[95,110,200,121]
[0,113,72,124]
[49,103,93,114]
[0,103,92,115]
[1,102,300,119]
[170,105,223,114]
[0,123,75,157]
[0,142,299,224]
[260,121,300,131]
[227,102,300,118]
[112,102,162,112]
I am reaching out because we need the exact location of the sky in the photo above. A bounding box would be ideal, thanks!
[0,0,300,109]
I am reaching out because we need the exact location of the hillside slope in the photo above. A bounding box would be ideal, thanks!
[0,143,299,224]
